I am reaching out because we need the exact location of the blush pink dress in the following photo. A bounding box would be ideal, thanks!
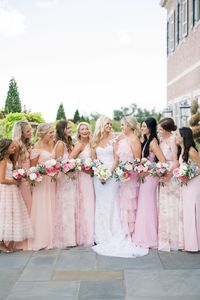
[133,151,159,249]
[76,144,95,246]
[28,148,56,251]
[53,143,76,248]
[117,138,139,238]
[158,135,183,251]
[0,162,33,242]
[181,158,200,252]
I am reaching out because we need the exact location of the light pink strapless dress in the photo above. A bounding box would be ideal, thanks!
[133,151,159,248]
[28,148,56,251]
[76,144,95,246]
[117,139,139,238]
[53,144,77,248]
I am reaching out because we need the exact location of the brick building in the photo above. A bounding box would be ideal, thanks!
[160,0,200,126]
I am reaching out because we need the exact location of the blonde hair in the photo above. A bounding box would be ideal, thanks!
[12,120,32,162]
[93,115,112,148]
[36,123,53,139]
[121,115,141,137]
[76,122,92,141]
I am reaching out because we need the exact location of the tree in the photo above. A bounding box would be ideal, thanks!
[189,99,200,143]
[5,78,22,113]
[56,103,66,120]
[73,109,81,123]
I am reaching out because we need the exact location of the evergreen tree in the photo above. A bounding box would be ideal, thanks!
[56,102,66,120]
[5,78,22,113]
[73,109,81,123]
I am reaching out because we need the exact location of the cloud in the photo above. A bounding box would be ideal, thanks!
[119,31,132,45]
[0,6,26,37]
[36,0,58,8]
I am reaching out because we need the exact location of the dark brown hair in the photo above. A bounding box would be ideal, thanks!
[177,127,198,163]
[159,118,177,132]
[0,139,13,162]
[55,120,74,153]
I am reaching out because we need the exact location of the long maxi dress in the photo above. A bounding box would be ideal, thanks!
[133,149,159,249]
[117,138,139,238]
[76,144,95,246]
[28,148,56,251]
[158,135,183,251]
[181,158,200,252]
[53,142,76,248]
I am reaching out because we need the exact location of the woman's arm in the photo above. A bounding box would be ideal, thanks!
[150,138,166,163]
[69,142,83,159]
[55,141,64,159]
[189,147,200,169]
[0,160,17,185]
[131,136,141,160]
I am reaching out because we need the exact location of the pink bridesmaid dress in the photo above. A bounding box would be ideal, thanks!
[181,160,200,252]
[18,151,32,215]
[0,163,33,243]
[133,152,159,248]
[76,144,95,246]
[53,143,76,248]
[117,139,139,238]
[28,149,56,251]
[158,135,183,251]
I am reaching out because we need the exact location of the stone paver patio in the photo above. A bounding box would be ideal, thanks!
[0,247,200,299]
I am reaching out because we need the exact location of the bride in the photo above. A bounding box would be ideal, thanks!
[91,115,148,257]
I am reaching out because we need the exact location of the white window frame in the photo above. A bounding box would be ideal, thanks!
[168,12,175,53]
[194,0,200,23]
[180,0,188,38]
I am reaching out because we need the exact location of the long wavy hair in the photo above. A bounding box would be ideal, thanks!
[36,123,52,139]
[0,138,13,162]
[12,121,32,162]
[142,117,159,158]
[178,127,198,163]
[55,120,74,153]
[93,115,112,148]
[121,115,140,137]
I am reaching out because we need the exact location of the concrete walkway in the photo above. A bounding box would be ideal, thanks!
[0,247,200,299]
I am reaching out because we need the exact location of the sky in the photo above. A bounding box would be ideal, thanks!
[0,0,167,121]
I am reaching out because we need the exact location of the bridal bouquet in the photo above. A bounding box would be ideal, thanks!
[27,167,43,186]
[113,161,134,182]
[173,163,199,186]
[43,159,61,179]
[133,158,152,183]
[149,162,170,186]
[13,168,27,180]
[93,164,112,184]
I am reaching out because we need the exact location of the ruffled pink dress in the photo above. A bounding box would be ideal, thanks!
[133,151,159,248]
[117,139,139,238]
[76,144,95,246]
[0,162,33,242]
[158,135,183,251]
[181,158,200,251]
[28,149,56,251]
[53,143,76,248]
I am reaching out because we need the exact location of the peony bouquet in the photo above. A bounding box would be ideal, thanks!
[133,158,152,183]
[60,158,77,174]
[173,163,199,186]
[149,162,170,186]
[13,168,27,180]
[113,161,134,182]
[43,159,61,179]
[93,164,112,184]
[27,166,43,186]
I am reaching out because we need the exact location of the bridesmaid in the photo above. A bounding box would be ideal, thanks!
[157,118,183,251]
[28,123,56,251]
[117,115,141,239]
[70,122,95,246]
[176,127,200,252]
[53,120,77,248]
[12,121,33,215]
[133,117,165,249]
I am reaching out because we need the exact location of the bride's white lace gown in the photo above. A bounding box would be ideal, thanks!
[92,142,148,257]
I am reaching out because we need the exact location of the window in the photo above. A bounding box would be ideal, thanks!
[176,2,180,45]
[180,0,188,38]
[167,12,175,53]
[194,0,200,24]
